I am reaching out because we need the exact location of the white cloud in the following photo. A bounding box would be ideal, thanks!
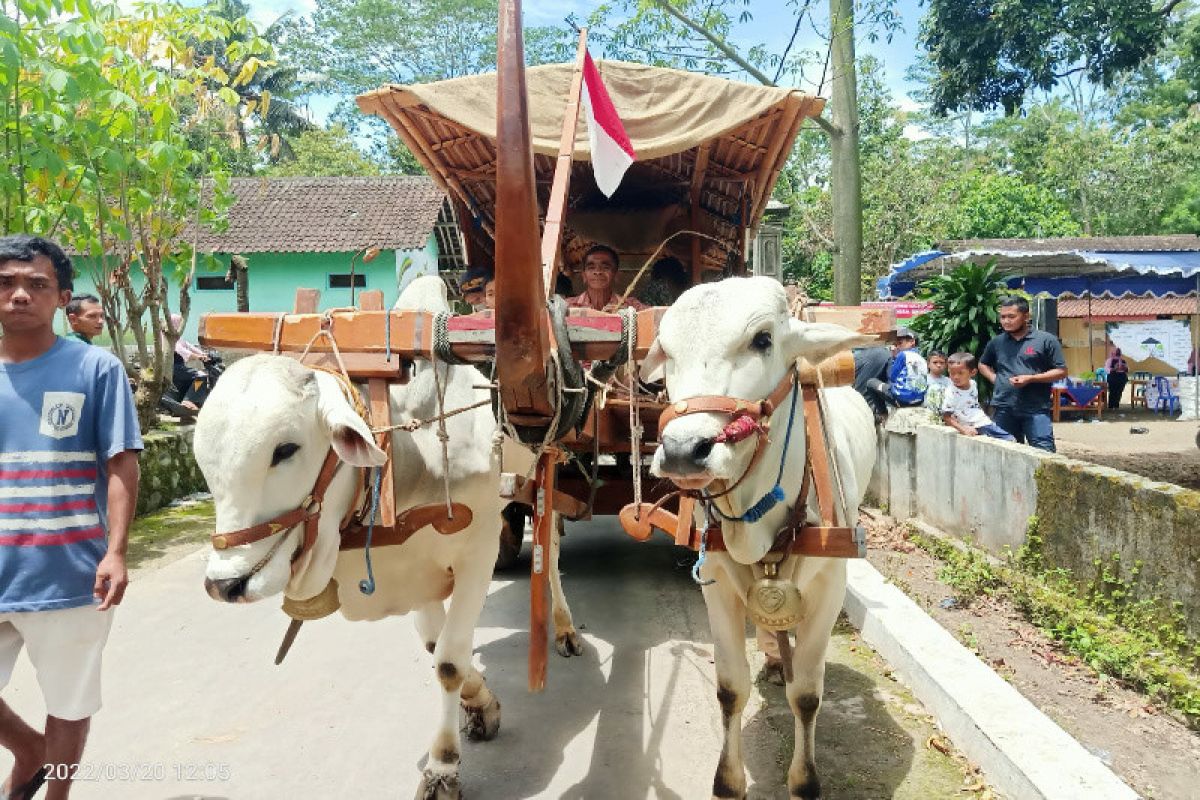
[245,0,315,30]
[902,123,932,142]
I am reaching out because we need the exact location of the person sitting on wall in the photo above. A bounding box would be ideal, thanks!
[864,327,928,408]
[636,256,691,307]
[566,244,648,312]
[941,352,1016,441]
[64,293,105,345]
[169,313,209,412]
[458,265,493,311]
[853,345,893,422]
[923,350,951,413]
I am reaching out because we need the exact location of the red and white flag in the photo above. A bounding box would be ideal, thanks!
[581,52,636,198]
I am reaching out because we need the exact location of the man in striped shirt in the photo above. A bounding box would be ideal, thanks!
[0,235,142,800]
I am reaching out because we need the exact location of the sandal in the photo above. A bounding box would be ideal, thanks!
[2,765,48,800]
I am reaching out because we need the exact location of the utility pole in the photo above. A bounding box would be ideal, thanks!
[828,0,862,305]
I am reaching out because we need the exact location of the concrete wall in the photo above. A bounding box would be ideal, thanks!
[871,422,1200,637]
[138,428,208,517]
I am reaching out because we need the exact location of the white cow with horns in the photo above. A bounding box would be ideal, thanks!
[643,276,878,800]
[194,276,506,800]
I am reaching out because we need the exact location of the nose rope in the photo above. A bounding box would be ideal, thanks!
[708,374,800,524]
[690,503,716,586]
[358,466,383,596]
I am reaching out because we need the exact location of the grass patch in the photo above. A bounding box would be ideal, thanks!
[127,499,213,569]
[908,527,1200,729]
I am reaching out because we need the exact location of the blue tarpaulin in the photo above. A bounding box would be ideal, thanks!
[878,248,1200,299]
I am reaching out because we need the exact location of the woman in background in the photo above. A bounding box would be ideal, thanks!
[1105,346,1129,409]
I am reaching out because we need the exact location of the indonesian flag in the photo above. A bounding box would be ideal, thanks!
[581,52,636,198]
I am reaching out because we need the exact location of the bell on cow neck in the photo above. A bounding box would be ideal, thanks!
[745,561,803,632]
[281,578,341,621]
[275,580,342,666]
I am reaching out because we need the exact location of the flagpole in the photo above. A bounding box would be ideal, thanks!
[541,27,589,299]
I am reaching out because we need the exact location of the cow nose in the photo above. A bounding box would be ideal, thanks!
[660,434,714,475]
[205,576,249,603]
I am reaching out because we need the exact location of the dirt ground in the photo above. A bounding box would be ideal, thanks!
[863,513,1200,800]
[1051,417,1200,489]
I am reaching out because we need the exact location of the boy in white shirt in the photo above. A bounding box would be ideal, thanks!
[942,352,1016,441]
[923,350,951,413]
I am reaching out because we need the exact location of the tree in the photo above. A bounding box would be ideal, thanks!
[199,0,315,162]
[262,124,383,177]
[1,0,270,428]
[907,261,1011,401]
[279,0,573,159]
[593,0,900,304]
[943,173,1080,240]
[920,0,1187,115]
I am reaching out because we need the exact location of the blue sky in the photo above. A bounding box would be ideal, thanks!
[245,0,930,121]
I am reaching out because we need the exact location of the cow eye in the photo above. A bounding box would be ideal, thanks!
[271,443,300,466]
[750,331,772,352]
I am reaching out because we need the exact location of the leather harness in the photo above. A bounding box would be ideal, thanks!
[209,372,472,571]
[620,365,864,560]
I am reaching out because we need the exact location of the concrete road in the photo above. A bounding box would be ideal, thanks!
[2,519,969,799]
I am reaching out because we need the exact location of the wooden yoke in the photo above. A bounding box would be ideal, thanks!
[494,0,554,426]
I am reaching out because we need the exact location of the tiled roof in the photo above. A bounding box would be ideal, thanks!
[1058,296,1199,318]
[196,176,446,254]
[942,235,1200,253]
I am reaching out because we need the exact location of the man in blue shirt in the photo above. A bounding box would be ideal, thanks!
[0,235,142,800]
[978,297,1067,452]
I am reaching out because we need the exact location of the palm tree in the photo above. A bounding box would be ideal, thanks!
[196,0,314,161]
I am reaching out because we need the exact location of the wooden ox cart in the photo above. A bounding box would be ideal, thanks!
[199,1,893,691]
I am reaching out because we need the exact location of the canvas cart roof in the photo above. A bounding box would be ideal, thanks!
[357,60,823,274]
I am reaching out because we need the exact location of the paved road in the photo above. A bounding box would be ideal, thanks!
[2,519,969,799]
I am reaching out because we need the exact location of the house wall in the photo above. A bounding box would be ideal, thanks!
[65,234,440,342]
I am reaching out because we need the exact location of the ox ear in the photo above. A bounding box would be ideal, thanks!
[315,376,388,468]
[784,319,878,365]
[639,338,667,383]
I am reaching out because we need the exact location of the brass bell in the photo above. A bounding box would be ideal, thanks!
[745,562,803,632]
[281,578,341,621]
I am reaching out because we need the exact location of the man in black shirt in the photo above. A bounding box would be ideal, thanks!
[978,297,1067,452]
[853,346,893,422]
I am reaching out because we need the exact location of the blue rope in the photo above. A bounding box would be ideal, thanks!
[691,504,716,586]
[358,466,382,596]
[709,374,800,523]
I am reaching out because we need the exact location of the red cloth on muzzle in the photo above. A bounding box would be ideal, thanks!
[713,415,763,445]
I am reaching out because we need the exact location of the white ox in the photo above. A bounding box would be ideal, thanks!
[194,276,503,800]
[644,277,877,800]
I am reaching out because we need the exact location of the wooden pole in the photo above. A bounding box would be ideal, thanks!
[494,0,554,422]
[541,29,589,298]
[529,449,556,691]
[689,142,711,284]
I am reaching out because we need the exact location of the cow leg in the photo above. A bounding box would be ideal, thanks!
[414,601,445,655]
[702,570,751,800]
[414,600,497,738]
[785,566,846,800]
[549,514,583,657]
[417,553,498,800]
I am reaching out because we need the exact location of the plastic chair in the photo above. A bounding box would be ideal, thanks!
[1153,376,1181,415]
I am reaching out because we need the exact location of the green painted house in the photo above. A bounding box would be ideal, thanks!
[68,176,464,341]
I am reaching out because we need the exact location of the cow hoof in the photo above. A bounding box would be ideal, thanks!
[415,771,461,800]
[462,694,501,741]
[555,630,584,657]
